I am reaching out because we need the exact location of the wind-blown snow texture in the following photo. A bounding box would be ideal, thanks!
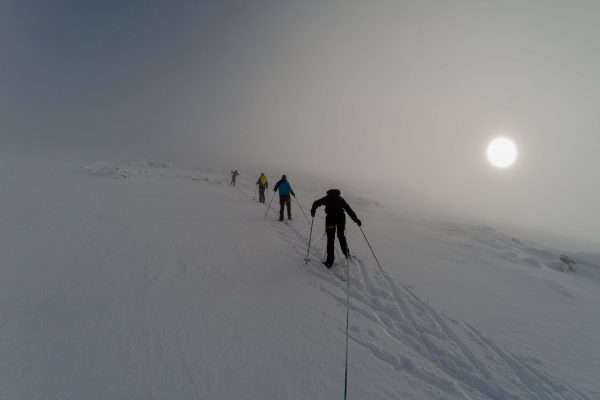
[0,158,598,399]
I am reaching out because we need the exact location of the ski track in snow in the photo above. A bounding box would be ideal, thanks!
[67,162,593,399]
[234,183,589,399]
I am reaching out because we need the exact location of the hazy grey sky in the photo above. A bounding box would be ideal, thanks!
[2,1,599,245]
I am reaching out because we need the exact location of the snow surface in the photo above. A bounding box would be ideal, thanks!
[0,158,598,399]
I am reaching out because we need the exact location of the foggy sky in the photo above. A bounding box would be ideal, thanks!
[2,0,599,245]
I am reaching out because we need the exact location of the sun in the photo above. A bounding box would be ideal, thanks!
[487,137,517,168]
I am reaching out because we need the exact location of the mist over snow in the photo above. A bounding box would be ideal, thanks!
[1,0,600,398]
[2,1,600,244]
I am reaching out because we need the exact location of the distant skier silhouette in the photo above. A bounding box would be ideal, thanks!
[256,173,269,203]
[230,169,239,186]
[560,254,575,272]
[311,189,361,268]
[273,175,295,221]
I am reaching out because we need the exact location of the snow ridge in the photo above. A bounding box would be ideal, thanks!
[100,160,593,399]
[3,159,588,399]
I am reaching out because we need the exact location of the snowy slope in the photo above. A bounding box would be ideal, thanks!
[0,158,597,399]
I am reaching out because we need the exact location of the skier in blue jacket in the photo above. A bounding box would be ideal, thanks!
[273,175,296,221]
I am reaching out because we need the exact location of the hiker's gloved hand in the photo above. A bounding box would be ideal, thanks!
[356,219,362,227]
[311,210,316,217]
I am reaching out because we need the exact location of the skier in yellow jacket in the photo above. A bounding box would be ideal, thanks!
[256,173,269,203]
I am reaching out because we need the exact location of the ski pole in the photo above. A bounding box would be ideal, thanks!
[343,252,351,400]
[359,227,384,273]
[293,196,311,224]
[253,185,257,200]
[342,231,351,400]
[304,217,314,264]
[264,191,276,218]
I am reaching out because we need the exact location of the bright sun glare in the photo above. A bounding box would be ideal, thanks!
[487,137,518,168]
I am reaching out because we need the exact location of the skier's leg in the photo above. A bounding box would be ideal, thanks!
[326,225,336,265]
[337,222,349,257]
[286,198,292,219]
[279,196,284,221]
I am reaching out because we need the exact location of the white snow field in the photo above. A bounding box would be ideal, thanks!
[0,158,598,399]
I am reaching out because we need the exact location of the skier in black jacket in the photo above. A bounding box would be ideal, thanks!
[230,169,239,186]
[310,189,361,268]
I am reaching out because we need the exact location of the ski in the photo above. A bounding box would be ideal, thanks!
[319,261,348,282]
